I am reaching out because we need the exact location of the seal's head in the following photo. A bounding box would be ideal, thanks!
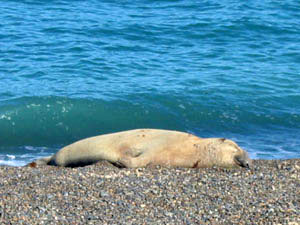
[222,138,252,168]
[209,138,252,168]
[234,150,252,168]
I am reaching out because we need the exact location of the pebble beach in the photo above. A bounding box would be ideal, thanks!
[0,159,299,225]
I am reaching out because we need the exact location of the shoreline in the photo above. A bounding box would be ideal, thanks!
[0,159,299,224]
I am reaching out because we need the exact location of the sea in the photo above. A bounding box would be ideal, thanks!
[0,0,300,166]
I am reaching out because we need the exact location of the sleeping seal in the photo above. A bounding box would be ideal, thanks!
[28,129,252,168]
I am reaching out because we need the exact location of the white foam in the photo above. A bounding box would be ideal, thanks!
[0,146,55,167]
[178,104,185,109]
[0,114,11,120]
[24,146,38,151]
[0,159,26,167]
[6,154,15,159]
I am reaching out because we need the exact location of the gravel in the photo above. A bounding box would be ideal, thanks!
[0,159,299,224]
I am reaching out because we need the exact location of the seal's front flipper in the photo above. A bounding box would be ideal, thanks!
[26,156,53,168]
[116,152,150,168]
[116,155,138,168]
[112,160,127,168]
[123,147,144,158]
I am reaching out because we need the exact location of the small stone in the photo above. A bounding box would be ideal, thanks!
[100,191,109,197]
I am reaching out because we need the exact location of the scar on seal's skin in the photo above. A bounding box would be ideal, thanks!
[192,161,199,168]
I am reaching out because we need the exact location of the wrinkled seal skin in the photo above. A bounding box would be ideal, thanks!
[28,129,252,168]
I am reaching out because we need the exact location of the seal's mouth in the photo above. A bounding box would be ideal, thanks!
[234,155,251,168]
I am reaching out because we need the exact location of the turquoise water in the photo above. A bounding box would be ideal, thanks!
[1,0,300,166]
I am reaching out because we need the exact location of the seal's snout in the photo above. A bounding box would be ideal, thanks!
[244,156,253,169]
[234,155,252,168]
[244,161,251,168]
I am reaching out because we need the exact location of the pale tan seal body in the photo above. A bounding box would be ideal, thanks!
[30,129,252,168]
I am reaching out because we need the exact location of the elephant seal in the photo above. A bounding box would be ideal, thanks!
[28,129,252,168]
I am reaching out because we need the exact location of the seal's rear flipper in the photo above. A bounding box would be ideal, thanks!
[26,156,53,167]
[27,162,37,168]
